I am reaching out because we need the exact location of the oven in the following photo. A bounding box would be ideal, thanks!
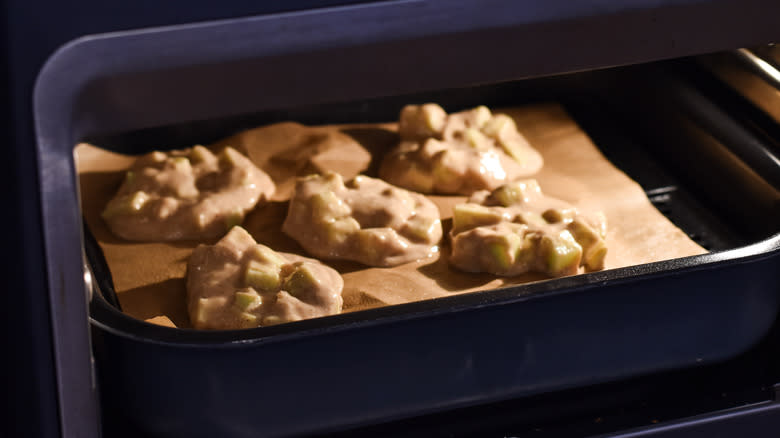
[5,1,780,437]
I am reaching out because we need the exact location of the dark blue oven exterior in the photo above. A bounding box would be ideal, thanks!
[5,1,780,437]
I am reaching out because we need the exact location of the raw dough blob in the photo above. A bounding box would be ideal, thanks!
[450,180,607,277]
[283,172,443,267]
[102,146,275,241]
[379,104,543,195]
[187,226,344,330]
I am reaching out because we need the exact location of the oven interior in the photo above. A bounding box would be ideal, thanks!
[12,1,780,436]
[75,56,780,437]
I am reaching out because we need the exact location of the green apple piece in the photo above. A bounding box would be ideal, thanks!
[419,138,448,160]
[566,218,599,247]
[465,128,490,150]
[238,312,259,328]
[283,264,319,297]
[541,230,582,277]
[248,245,287,267]
[220,226,256,249]
[399,104,447,140]
[193,297,222,326]
[262,315,283,326]
[492,180,541,207]
[583,239,607,271]
[486,233,521,271]
[244,260,281,291]
[452,203,504,233]
[471,105,492,128]
[190,145,216,164]
[543,208,576,224]
[194,300,209,326]
[420,103,447,134]
[481,113,528,164]
[499,136,531,164]
[325,217,360,245]
[482,114,517,139]
[170,156,192,172]
[218,146,243,167]
[320,171,345,190]
[355,229,382,262]
[403,215,439,241]
[311,190,349,221]
[566,218,607,271]
[234,290,262,311]
[102,191,150,219]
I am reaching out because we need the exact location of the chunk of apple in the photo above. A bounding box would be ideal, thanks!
[244,260,281,291]
[247,245,287,267]
[486,233,522,271]
[282,264,320,297]
[491,180,542,207]
[234,290,263,311]
[540,230,582,277]
[238,312,259,328]
[403,215,439,241]
[452,203,504,233]
[311,190,350,221]
[190,145,216,164]
[101,191,150,219]
[567,218,607,271]
[399,103,447,140]
[170,156,192,173]
[193,297,224,326]
[325,217,361,245]
[482,114,517,139]
[470,106,493,128]
[218,146,243,167]
[465,128,490,150]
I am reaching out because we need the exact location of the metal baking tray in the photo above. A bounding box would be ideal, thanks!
[85,70,780,436]
[34,15,780,438]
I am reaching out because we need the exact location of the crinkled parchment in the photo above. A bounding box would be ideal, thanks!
[77,103,706,328]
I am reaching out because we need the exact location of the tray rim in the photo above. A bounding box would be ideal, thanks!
[87,233,780,347]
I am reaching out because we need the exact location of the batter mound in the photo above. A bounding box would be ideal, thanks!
[282,172,443,267]
[102,146,275,241]
[450,180,607,277]
[187,226,344,329]
[379,104,543,194]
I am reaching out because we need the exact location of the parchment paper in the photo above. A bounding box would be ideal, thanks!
[77,103,706,328]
